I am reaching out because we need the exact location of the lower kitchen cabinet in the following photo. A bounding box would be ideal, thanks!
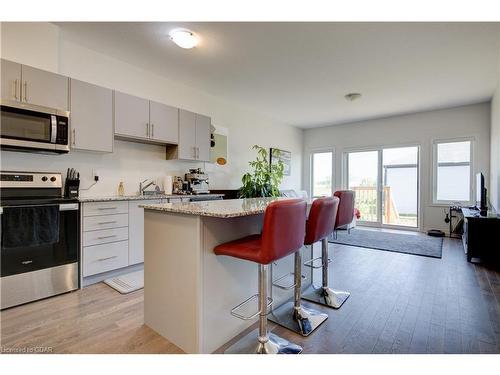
[128,199,161,265]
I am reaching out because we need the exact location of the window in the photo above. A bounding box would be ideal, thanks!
[311,151,333,197]
[433,139,473,204]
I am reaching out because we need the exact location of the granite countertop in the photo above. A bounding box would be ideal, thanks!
[141,197,304,218]
[78,194,224,203]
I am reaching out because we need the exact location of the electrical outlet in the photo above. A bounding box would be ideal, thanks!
[92,169,100,182]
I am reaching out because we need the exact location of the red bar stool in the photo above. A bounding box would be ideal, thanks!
[333,190,356,238]
[302,195,351,309]
[268,198,332,336]
[214,199,306,354]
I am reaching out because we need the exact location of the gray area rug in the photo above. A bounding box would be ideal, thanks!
[330,229,443,258]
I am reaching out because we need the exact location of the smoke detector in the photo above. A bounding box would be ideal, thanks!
[345,93,362,101]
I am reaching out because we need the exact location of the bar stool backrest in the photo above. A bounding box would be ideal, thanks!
[304,196,339,245]
[333,190,355,230]
[260,199,307,264]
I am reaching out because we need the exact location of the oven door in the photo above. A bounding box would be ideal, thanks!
[0,105,60,152]
[0,203,79,278]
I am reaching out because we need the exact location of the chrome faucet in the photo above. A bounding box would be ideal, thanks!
[139,179,156,195]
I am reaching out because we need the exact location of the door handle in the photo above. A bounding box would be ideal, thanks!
[23,81,28,102]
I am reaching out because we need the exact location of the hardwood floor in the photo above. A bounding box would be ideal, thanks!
[1,236,499,354]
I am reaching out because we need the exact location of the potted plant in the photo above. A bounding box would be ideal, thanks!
[239,145,285,198]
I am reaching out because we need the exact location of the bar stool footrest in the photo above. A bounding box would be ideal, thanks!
[303,256,332,269]
[230,294,273,320]
[272,272,306,290]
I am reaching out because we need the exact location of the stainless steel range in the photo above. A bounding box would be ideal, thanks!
[0,171,79,309]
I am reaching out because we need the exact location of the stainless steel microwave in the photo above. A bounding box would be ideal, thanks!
[0,103,70,153]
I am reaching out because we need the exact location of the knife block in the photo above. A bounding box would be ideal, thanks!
[64,179,80,198]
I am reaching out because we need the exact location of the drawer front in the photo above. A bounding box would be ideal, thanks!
[83,227,128,247]
[83,201,128,217]
[168,197,191,203]
[83,240,129,277]
[83,213,128,231]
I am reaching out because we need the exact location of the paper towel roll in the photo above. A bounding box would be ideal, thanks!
[163,176,173,195]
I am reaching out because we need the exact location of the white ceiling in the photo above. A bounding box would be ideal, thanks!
[57,22,500,128]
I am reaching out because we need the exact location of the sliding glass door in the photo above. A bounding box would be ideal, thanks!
[346,146,419,229]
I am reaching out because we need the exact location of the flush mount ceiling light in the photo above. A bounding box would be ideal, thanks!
[345,93,362,101]
[169,29,199,49]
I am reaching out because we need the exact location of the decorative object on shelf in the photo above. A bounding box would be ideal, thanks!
[270,148,291,176]
[239,145,284,198]
[210,125,228,166]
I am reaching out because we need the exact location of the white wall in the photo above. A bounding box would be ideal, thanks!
[0,22,303,197]
[303,103,491,232]
[490,28,500,211]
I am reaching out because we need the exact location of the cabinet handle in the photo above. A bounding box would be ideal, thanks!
[97,255,118,262]
[196,147,199,159]
[146,123,149,137]
[151,123,154,138]
[72,129,76,146]
[97,220,117,225]
[23,81,28,102]
[97,207,117,210]
[13,79,18,100]
[97,235,117,240]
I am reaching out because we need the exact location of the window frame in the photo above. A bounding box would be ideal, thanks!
[432,137,475,206]
[309,148,335,198]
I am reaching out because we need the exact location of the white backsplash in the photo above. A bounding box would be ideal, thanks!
[0,139,206,198]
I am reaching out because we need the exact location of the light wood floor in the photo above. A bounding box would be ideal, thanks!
[1,236,499,354]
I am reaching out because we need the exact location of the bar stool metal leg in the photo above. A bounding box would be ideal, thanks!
[302,238,350,309]
[225,264,303,354]
[269,249,328,336]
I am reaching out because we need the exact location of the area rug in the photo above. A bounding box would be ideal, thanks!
[104,270,144,294]
[330,228,443,258]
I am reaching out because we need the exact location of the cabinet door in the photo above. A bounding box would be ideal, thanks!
[128,199,161,265]
[114,91,150,139]
[196,114,211,162]
[178,109,197,160]
[1,59,22,102]
[149,101,179,144]
[21,64,69,110]
[70,79,113,152]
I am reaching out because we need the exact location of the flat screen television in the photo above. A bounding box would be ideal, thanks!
[476,172,487,213]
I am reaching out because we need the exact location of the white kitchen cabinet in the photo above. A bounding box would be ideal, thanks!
[20,64,69,111]
[128,199,162,265]
[1,59,68,111]
[70,79,113,153]
[177,109,197,160]
[149,100,178,144]
[1,59,22,102]
[169,109,211,161]
[114,91,150,140]
[195,114,211,162]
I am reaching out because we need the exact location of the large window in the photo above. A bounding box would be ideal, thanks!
[433,139,473,204]
[311,151,333,197]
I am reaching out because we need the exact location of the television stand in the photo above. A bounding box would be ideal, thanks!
[461,207,500,262]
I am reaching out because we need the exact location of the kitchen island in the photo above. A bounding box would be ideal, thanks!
[141,197,313,354]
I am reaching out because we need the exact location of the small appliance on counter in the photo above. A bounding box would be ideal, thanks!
[0,171,79,309]
[185,168,210,195]
[64,168,80,198]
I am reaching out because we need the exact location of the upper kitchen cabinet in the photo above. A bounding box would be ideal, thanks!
[70,79,113,153]
[1,59,22,102]
[1,59,69,111]
[167,109,211,161]
[114,91,150,140]
[114,91,178,145]
[149,101,179,144]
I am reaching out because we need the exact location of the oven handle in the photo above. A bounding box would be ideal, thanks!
[51,115,57,143]
[59,203,79,211]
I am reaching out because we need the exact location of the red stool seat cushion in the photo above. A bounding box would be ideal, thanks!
[214,234,263,263]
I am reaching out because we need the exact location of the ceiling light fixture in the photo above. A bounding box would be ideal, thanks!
[169,29,199,49]
[345,93,362,101]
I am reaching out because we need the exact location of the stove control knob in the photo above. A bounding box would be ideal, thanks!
[41,176,48,182]
[50,176,57,182]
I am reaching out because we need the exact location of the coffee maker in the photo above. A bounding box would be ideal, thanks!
[185,168,210,194]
